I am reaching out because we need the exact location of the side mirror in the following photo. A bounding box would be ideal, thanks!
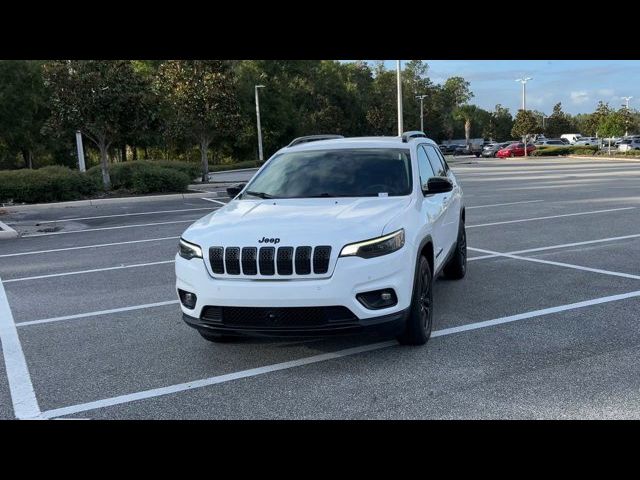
[226,183,246,198]
[422,176,453,195]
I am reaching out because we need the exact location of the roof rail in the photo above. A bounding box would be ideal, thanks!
[287,135,344,147]
[401,131,427,142]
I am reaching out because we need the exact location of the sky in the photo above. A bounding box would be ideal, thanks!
[360,60,640,116]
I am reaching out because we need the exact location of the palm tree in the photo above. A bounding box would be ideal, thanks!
[453,105,479,148]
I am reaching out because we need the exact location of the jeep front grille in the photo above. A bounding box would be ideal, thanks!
[208,245,332,277]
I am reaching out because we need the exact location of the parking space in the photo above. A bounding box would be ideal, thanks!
[2,156,640,419]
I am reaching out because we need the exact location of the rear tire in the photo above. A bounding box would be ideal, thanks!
[443,218,467,279]
[199,330,236,343]
[397,256,433,346]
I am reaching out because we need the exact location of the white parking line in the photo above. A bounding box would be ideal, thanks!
[0,276,41,419]
[17,300,180,328]
[22,219,197,238]
[37,288,640,419]
[35,207,216,224]
[0,236,180,258]
[201,197,229,206]
[2,260,175,284]
[469,247,640,281]
[467,207,635,228]
[467,200,543,209]
[469,233,640,262]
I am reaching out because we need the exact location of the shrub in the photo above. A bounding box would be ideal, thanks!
[87,161,192,193]
[130,167,190,194]
[0,166,99,204]
[150,160,201,180]
[209,160,260,172]
[531,146,599,156]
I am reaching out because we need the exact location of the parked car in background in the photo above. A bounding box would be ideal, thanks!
[574,137,600,146]
[534,139,566,147]
[618,139,640,152]
[439,144,461,155]
[559,138,570,144]
[561,134,583,144]
[482,141,511,158]
[496,142,536,158]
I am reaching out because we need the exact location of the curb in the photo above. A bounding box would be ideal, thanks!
[566,155,640,162]
[0,221,18,239]
[1,191,228,212]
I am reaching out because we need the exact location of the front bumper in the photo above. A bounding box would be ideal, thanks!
[182,307,408,337]
[175,245,415,335]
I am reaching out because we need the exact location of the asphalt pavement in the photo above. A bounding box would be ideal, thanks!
[1,155,640,419]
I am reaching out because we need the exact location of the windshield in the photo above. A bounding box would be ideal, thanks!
[240,148,413,199]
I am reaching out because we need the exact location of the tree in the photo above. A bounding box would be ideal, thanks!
[0,60,49,168]
[545,102,573,137]
[442,77,473,107]
[44,60,153,188]
[453,105,479,146]
[597,110,626,138]
[511,109,541,141]
[486,104,513,141]
[580,101,610,136]
[156,60,240,181]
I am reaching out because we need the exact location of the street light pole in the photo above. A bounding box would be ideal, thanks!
[516,77,533,157]
[416,94,427,132]
[397,60,403,136]
[621,96,633,137]
[255,84,265,162]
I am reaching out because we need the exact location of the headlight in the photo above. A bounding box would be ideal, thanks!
[340,229,405,259]
[179,238,203,260]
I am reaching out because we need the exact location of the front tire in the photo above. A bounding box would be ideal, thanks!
[443,218,467,279]
[397,256,433,346]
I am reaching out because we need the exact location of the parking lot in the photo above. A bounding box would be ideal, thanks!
[2,155,640,419]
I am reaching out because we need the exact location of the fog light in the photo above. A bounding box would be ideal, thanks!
[178,289,197,309]
[356,289,397,310]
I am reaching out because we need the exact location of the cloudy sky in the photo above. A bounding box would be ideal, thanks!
[361,60,639,115]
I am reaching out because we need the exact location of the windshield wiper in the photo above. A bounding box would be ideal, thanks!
[244,190,275,199]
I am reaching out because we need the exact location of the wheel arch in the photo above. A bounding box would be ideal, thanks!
[416,235,434,279]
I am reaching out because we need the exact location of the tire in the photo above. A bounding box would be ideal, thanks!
[199,330,236,343]
[397,256,433,346]
[475,153,481,158]
[443,218,467,279]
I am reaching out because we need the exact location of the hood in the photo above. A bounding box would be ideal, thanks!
[183,197,412,279]
[185,196,412,247]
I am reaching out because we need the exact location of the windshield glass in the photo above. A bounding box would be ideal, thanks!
[240,148,412,199]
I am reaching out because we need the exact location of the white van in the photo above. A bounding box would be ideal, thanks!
[561,134,583,144]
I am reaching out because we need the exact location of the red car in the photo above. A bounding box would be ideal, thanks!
[496,142,536,158]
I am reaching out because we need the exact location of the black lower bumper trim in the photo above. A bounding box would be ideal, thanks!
[182,307,408,338]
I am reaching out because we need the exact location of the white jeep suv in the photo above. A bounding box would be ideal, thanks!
[175,132,467,345]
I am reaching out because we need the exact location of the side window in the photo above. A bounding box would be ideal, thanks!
[417,145,435,186]
[434,147,450,173]
[424,145,446,177]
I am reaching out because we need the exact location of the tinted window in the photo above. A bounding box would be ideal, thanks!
[417,145,435,185]
[241,148,412,199]
[424,145,446,176]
